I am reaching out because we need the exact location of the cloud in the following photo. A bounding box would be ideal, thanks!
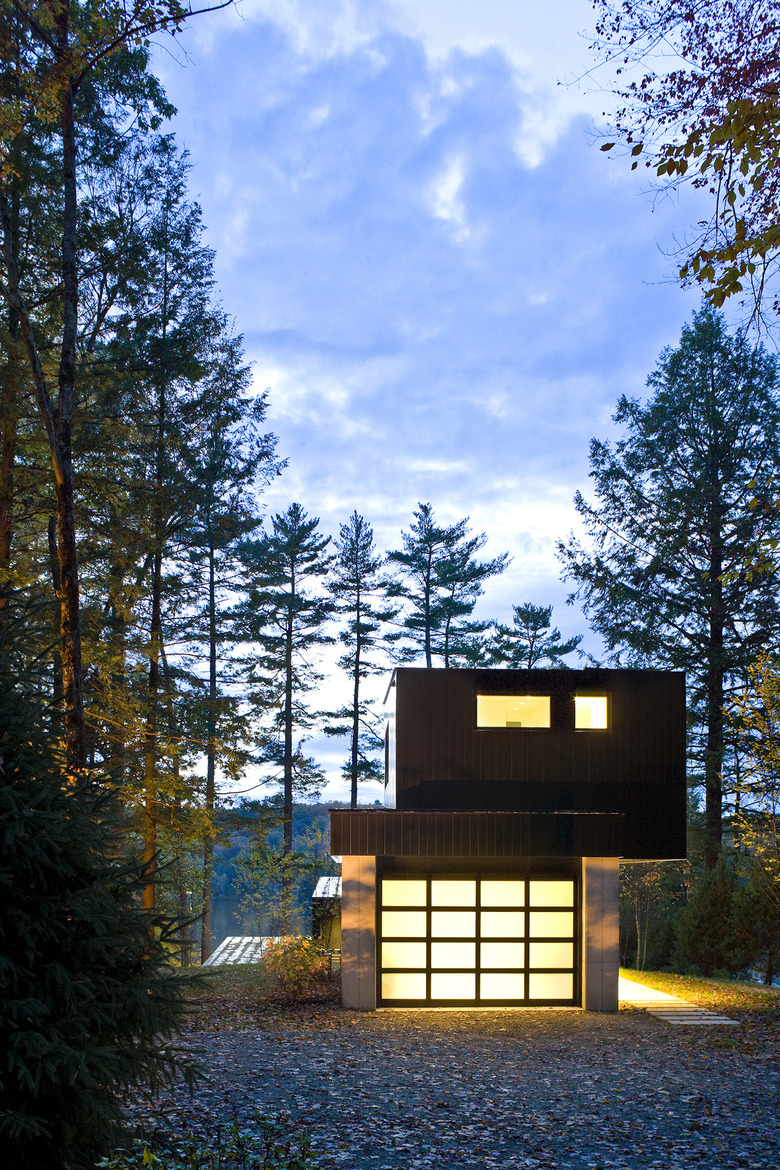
[151,3,707,798]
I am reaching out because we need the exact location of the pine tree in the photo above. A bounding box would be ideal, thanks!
[388,502,509,667]
[239,504,334,931]
[558,305,780,868]
[327,511,398,807]
[488,603,582,668]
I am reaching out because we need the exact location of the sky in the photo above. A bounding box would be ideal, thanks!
[151,0,707,802]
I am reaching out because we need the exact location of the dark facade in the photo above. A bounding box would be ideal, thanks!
[382,666,686,861]
[330,667,686,1012]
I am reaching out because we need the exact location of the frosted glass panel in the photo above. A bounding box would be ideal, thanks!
[575,695,608,729]
[431,942,475,968]
[529,973,574,999]
[529,942,574,968]
[382,941,427,968]
[431,911,475,938]
[529,911,574,938]
[382,880,427,907]
[481,911,525,937]
[529,881,574,908]
[477,695,550,728]
[431,880,476,906]
[480,941,525,968]
[382,972,427,999]
[431,973,475,999]
[382,910,427,938]
[480,880,524,907]
[480,972,525,999]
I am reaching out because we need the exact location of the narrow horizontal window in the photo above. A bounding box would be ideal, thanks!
[382,910,427,937]
[575,695,608,729]
[477,695,550,728]
[382,941,427,968]
[431,879,476,906]
[431,972,475,999]
[481,972,525,999]
[382,972,426,999]
[528,972,574,999]
[382,879,427,907]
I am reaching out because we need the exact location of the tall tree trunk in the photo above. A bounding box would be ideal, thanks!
[281,606,295,933]
[0,14,86,769]
[161,645,192,967]
[350,586,361,809]
[47,518,64,736]
[53,21,86,770]
[143,537,162,912]
[201,538,218,962]
[705,409,724,871]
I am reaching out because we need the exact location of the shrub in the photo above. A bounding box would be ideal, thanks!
[672,856,765,975]
[261,936,332,1000]
[98,1110,314,1169]
[0,671,196,1169]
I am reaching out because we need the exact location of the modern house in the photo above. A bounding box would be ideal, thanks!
[330,667,686,1012]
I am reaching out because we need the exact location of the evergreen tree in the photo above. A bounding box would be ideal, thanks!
[558,306,780,869]
[487,603,583,668]
[388,502,509,667]
[0,6,192,769]
[326,512,398,807]
[239,504,334,931]
[0,606,195,1169]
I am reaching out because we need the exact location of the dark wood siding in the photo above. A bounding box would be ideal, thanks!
[331,809,622,858]
[385,668,686,860]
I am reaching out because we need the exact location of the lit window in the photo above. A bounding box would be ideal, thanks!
[477,695,550,728]
[574,695,608,729]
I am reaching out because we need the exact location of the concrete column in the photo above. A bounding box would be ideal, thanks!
[581,856,619,1012]
[340,856,377,1010]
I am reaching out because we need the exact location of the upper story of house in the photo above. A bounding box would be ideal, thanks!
[383,667,686,860]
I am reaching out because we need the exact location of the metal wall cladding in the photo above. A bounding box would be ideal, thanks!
[384,667,686,861]
[330,810,623,858]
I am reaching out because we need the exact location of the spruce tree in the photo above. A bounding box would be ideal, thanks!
[0,607,195,1170]
[559,306,780,868]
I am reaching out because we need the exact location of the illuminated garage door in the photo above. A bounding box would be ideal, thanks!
[379,876,577,1006]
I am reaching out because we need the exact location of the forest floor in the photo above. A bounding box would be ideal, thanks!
[123,968,780,1170]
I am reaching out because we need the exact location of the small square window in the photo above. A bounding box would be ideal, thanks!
[477,695,550,728]
[574,695,608,729]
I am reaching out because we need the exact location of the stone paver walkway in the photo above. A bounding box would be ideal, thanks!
[619,975,739,1025]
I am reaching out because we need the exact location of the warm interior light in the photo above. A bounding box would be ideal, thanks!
[431,973,475,999]
[431,880,476,906]
[480,972,525,999]
[529,911,574,937]
[480,880,524,906]
[431,942,476,967]
[430,911,476,938]
[382,879,427,906]
[382,941,427,968]
[575,695,608,729]
[529,880,574,907]
[528,973,574,999]
[382,910,427,937]
[480,941,525,968]
[477,695,551,728]
[382,972,427,999]
[481,910,525,937]
[529,941,574,968]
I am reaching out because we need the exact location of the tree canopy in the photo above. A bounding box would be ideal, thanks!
[558,305,780,867]
[592,0,780,327]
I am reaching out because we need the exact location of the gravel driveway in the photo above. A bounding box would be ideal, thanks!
[134,1001,780,1170]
